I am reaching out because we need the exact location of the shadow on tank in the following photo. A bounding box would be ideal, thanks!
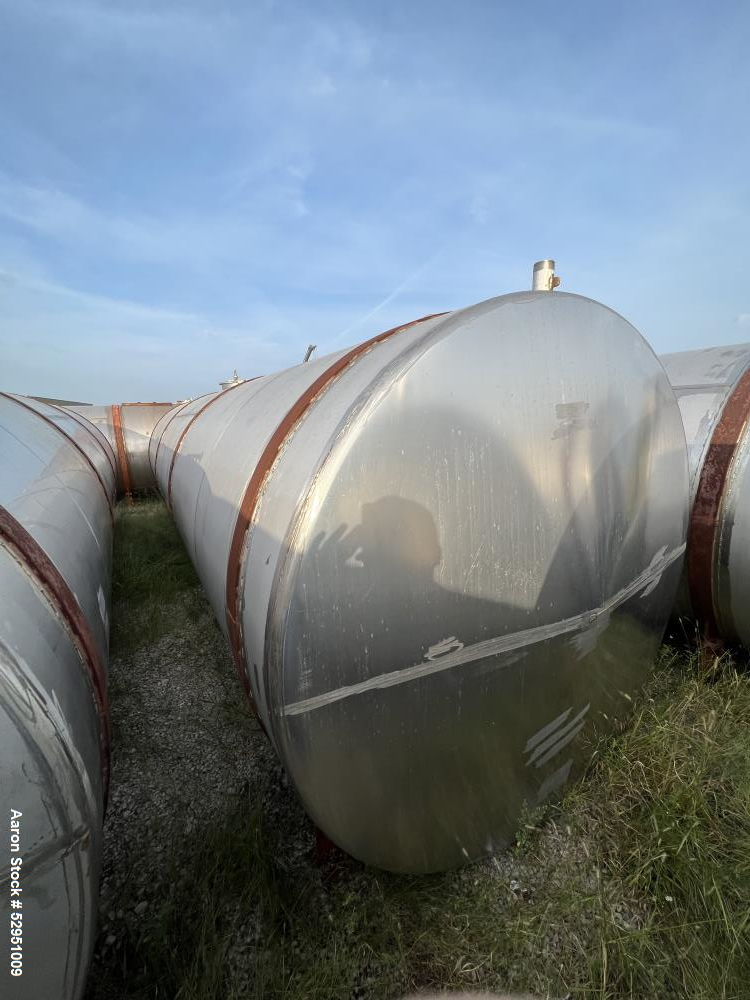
[270,389,686,871]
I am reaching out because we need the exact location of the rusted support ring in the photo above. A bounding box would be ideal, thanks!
[111,404,133,502]
[61,404,119,486]
[0,505,111,805]
[687,366,750,639]
[0,392,115,519]
[166,381,257,510]
[149,399,193,480]
[224,313,447,706]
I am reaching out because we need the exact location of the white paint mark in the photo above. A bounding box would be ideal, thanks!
[525,704,590,768]
[536,758,574,803]
[425,636,464,660]
[344,546,365,569]
[280,542,686,718]
[524,707,573,753]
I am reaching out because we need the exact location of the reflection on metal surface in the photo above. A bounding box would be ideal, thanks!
[67,401,174,495]
[532,259,561,291]
[156,290,688,873]
[0,392,114,1000]
[0,392,115,517]
[281,542,685,718]
[660,344,750,648]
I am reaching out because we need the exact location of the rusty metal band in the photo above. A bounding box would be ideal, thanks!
[61,405,119,486]
[166,381,258,510]
[0,505,111,803]
[224,312,447,701]
[0,392,114,518]
[149,399,193,479]
[111,404,133,499]
[687,366,750,638]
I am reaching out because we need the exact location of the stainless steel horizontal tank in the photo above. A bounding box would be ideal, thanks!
[155,290,689,873]
[660,344,750,648]
[68,401,174,495]
[0,392,114,999]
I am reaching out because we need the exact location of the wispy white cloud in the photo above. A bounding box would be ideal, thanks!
[1,0,749,398]
[0,266,290,400]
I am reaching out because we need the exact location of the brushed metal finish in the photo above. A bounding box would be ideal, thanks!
[148,401,186,477]
[661,344,750,646]
[0,393,114,1000]
[159,291,688,873]
[151,393,221,506]
[532,259,557,291]
[68,402,173,493]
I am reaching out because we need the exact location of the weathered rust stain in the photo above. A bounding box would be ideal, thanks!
[0,505,111,804]
[111,404,133,503]
[224,312,448,708]
[61,403,119,485]
[0,392,115,518]
[687,366,750,639]
[149,399,194,478]
[166,380,255,510]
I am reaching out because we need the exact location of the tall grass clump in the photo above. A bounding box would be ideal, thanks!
[569,646,750,998]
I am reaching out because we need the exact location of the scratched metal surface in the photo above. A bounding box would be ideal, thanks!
[163,291,688,873]
[0,393,113,999]
[69,402,173,492]
[660,344,750,646]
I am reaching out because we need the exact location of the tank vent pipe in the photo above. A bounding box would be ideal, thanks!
[532,259,561,292]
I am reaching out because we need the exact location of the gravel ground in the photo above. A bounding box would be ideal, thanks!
[85,588,316,998]
[80,502,750,999]
[84,580,587,999]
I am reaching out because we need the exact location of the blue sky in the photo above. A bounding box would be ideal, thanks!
[1,0,749,401]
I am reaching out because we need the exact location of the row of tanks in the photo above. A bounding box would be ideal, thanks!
[1,263,749,999]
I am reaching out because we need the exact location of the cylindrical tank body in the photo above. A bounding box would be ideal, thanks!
[149,392,223,509]
[660,344,750,647]
[68,402,174,494]
[0,392,113,999]
[155,291,689,873]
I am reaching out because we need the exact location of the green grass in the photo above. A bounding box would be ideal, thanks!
[110,498,202,655]
[565,649,750,998]
[97,502,750,999]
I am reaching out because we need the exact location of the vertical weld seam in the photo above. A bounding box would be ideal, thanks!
[150,399,193,484]
[57,404,119,486]
[167,379,257,509]
[0,505,111,806]
[111,404,133,500]
[687,366,750,637]
[224,312,447,707]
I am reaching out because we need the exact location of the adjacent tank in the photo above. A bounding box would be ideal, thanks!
[660,344,750,648]
[0,392,113,999]
[155,289,689,873]
[68,401,174,495]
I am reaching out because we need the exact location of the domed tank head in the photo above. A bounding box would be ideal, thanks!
[267,291,689,873]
